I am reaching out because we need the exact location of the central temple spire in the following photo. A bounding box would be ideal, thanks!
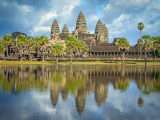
[74,11,88,34]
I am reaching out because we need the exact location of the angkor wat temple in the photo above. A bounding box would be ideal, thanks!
[49,11,153,58]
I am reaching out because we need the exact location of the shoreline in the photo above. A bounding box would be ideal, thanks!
[0,60,160,66]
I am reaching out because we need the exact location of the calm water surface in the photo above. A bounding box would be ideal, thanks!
[0,65,160,120]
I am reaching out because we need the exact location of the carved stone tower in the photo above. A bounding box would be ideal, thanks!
[50,19,60,40]
[62,24,69,34]
[73,11,89,35]
[95,19,109,43]
[103,24,109,43]
[95,19,104,42]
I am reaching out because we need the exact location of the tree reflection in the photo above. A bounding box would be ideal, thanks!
[115,77,130,92]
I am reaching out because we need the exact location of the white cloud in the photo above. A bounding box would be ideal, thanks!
[17,5,32,13]
[87,15,98,23]
[39,11,58,25]
[60,0,81,18]
[31,26,50,32]
[29,26,51,36]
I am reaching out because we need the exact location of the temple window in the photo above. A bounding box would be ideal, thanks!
[108,52,110,55]
[91,52,94,55]
[105,52,107,55]
[95,52,97,55]
[98,52,100,55]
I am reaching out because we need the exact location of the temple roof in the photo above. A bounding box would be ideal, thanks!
[95,19,104,34]
[76,11,86,29]
[103,24,108,36]
[51,19,59,34]
[62,24,69,34]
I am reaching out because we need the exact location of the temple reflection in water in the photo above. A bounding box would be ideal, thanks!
[0,65,160,115]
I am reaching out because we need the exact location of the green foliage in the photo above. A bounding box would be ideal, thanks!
[65,34,77,50]
[16,34,28,49]
[0,39,5,53]
[27,36,36,53]
[38,35,49,47]
[51,44,63,56]
[76,40,88,54]
[152,49,160,58]
[35,36,41,49]
[141,35,153,50]
[2,34,14,48]
[137,22,144,31]
[117,37,130,51]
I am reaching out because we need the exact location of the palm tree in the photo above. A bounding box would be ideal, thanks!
[27,36,36,61]
[51,44,63,64]
[152,36,160,60]
[0,39,5,54]
[137,22,144,59]
[65,34,77,64]
[39,35,49,61]
[2,34,14,58]
[16,34,28,61]
[117,37,130,64]
[75,40,88,57]
[141,35,153,66]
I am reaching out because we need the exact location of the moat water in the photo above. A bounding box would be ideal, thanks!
[0,64,160,120]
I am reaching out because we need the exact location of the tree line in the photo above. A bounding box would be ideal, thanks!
[116,22,160,65]
[0,34,88,64]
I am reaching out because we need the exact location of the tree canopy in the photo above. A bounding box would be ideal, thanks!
[51,44,63,56]
[137,22,144,31]
[141,35,153,50]
[16,34,28,48]
[0,39,5,53]
[65,34,77,50]
[117,37,130,51]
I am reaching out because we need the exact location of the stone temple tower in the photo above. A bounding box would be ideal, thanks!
[73,11,89,34]
[62,24,69,34]
[50,19,60,40]
[95,19,109,43]
[103,24,109,42]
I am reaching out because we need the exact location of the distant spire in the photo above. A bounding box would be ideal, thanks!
[76,11,86,29]
[95,19,103,34]
[62,24,69,34]
[51,19,59,34]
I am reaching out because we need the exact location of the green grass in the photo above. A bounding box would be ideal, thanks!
[0,60,160,65]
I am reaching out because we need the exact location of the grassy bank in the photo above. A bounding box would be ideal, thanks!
[0,60,160,65]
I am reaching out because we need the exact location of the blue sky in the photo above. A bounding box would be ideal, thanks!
[0,0,160,45]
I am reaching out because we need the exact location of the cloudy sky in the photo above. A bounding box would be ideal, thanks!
[0,0,160,45]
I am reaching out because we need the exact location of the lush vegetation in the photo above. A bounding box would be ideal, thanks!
[117,37,130,64]
[51,44,63,64]
[1,34,14,58]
